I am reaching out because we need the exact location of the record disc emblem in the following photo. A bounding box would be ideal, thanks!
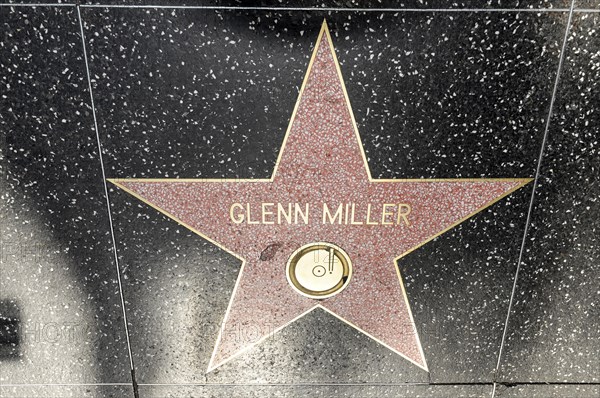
[286,242,352,299]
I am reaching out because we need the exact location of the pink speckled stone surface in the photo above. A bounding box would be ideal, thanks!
[112,25,529,371]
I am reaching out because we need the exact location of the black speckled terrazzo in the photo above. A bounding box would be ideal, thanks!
[576,0,600,9]
[83,9,315,180]
[494,384,600,398]
[77,0,572,9]
[85,9,566,181]
[1,2,599,398]
[0,5,131,388]
[137,384,493,397]
[399,186,532,383]
[0,385,133,398]
[497,11,600,383]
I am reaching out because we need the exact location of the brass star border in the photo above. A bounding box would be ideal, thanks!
[109,21,532,372]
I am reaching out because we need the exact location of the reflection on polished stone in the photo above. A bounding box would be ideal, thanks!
[1,3,598,398]
[0,300,20,360]
[0,5,131,389]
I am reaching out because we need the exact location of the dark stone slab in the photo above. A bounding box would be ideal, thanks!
[138,384,492,398]
[83,9,566,181]
[399,187,531,382]
[497,12,600,383]
[495,384,600,398]
[0,385,134,398]
[84,8,566,384]
[78,1,570,10]
[0,5,131,384]
[575,1,600,10]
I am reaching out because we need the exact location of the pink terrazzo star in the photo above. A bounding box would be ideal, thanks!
[110,21,531,372]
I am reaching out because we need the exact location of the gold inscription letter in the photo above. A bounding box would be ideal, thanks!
[277,203,292,224]
[397,203,411,226]
[262,203,275,225]
[323,203,343,224]
[230,203,244,224]
[295,203,309,225]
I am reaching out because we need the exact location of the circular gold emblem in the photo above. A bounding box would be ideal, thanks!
[286,242,352,299]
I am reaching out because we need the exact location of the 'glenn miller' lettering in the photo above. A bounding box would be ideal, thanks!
[229,203,411,226]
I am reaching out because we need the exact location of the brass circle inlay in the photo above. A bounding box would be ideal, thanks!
[286,242,352,299]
